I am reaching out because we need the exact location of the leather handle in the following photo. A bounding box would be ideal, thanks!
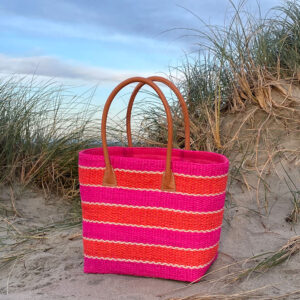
[101,77,175,191]
[126,76,190,150]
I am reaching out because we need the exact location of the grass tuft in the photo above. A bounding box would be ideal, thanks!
[169,236,300,300]
[128,0,300,210]
[0,76,100,200]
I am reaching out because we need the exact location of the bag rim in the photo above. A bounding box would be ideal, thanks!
[79,146,229,168]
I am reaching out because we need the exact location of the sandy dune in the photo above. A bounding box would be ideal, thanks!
[1,163,299,300]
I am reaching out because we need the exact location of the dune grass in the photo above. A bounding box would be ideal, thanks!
[173,288,300,300]
[0,76,100,200]
[1,2,299,210]
[128,0,300,212]
[134,0,300,151]
[0,214,81,271]
[0,1,299,297]
[168,236,300,299]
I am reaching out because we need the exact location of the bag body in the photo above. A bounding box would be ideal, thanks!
[79,76,229,282]
[79,147,228,282]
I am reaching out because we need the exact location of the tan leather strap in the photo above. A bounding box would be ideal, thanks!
[126,76,190,150]
[101,77,175,191]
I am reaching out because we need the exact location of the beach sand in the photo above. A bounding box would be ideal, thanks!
[1,159,299,300]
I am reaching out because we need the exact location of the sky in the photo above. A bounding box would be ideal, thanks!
[0,0,282,106]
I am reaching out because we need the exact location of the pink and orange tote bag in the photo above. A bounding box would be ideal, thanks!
[79,76,229,282]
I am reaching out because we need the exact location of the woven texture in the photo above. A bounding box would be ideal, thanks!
[79,146,229,282]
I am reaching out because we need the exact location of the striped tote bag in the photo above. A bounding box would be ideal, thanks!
[79,76,229,282]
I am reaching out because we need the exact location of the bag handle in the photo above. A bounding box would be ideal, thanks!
[101,77,176,191]
[126,76,190,150]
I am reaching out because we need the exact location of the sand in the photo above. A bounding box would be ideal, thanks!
[0,157,299,300]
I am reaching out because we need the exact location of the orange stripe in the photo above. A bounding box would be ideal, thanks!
[82,202,223,231]
[79,168,227,195]
[83,239,218,267]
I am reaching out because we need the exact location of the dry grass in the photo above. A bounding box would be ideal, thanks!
[170,288,300,300]
[168,236,300,300]
[0,1,299,296]
[125,0,300,213]
[0,212,81,270]
[0,76,100,200]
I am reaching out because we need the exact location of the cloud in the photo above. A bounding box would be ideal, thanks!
[0,54,152,83]
[0,0,281,52]
[0,0,237,42]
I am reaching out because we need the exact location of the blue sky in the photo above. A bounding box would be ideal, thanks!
[0,0,281,105]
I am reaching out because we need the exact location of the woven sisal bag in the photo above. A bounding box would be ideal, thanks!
[79,76,229,282]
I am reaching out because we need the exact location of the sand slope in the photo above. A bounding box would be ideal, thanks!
[1,168,300,300]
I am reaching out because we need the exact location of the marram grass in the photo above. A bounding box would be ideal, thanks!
[135,0,300,152]
[170,236,300,300]
[0,76,100,200]
[129,0,300,212]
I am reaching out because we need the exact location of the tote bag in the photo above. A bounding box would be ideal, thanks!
[79,76,229,282]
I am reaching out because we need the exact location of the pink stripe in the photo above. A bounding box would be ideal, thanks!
[84,255,217,282]
[80,186,225,212]
[82,221,221,249]
[79,147,229,177]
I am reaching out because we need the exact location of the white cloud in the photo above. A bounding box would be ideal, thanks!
[0,54,153,84]
[0,13,181,53]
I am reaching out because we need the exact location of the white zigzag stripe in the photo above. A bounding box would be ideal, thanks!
[82,201,224,215]
[84,255,215,269]
[79,165,227,179]
[80,183,225,197]
[82,218,222,233]
[83,237,219,251]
